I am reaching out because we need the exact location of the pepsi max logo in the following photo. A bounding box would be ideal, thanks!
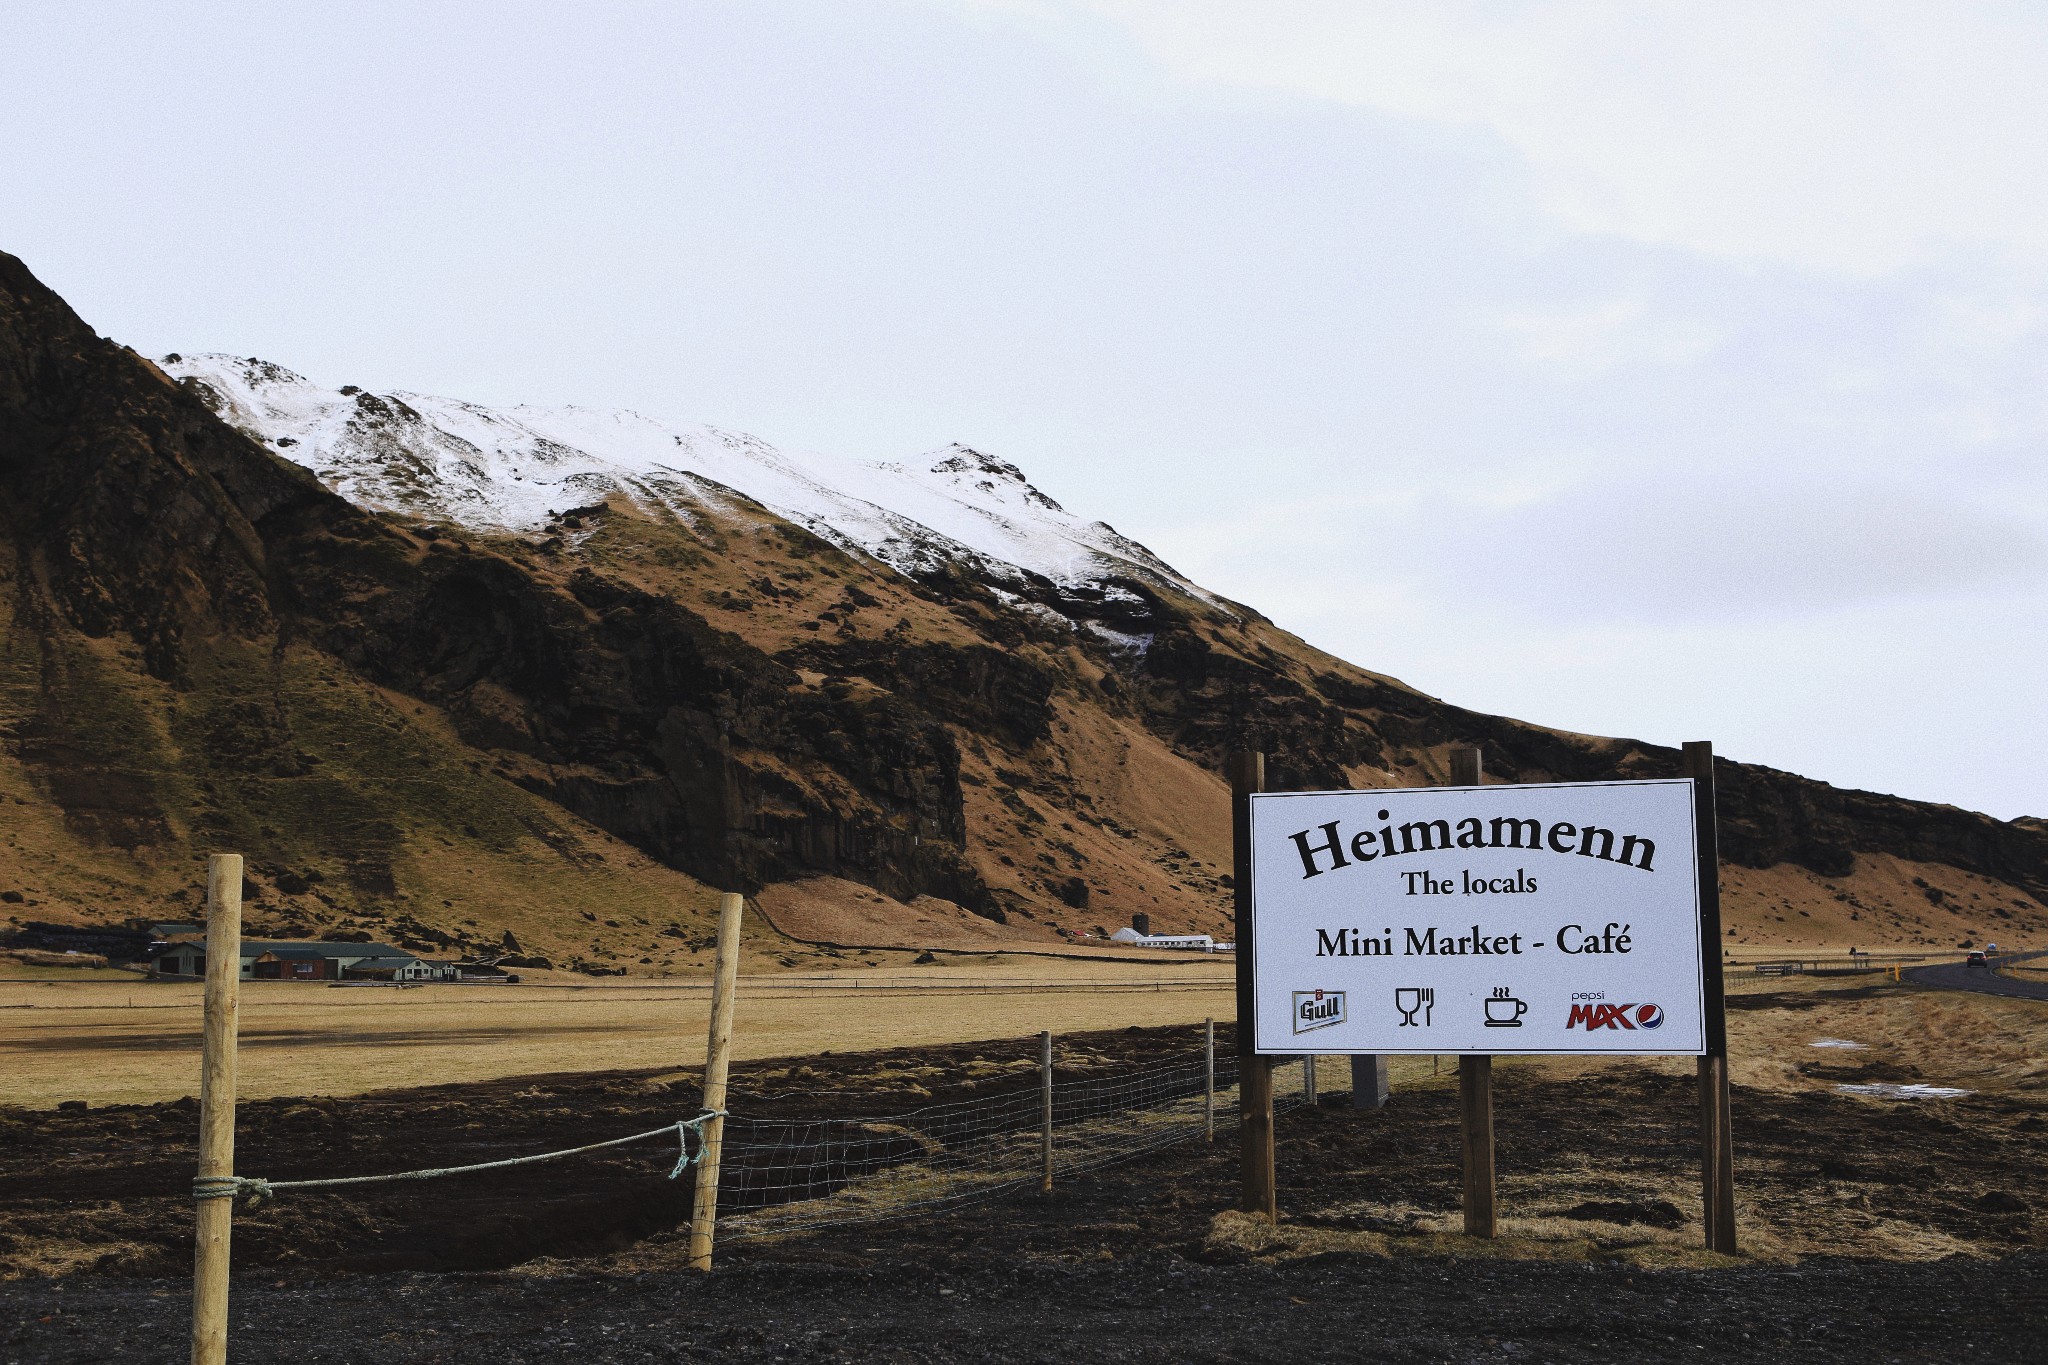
[1566,1002,1664,1031]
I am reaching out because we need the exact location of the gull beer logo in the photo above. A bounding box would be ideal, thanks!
[1293,988,1346,1034]
[1567,1001,1665,1031]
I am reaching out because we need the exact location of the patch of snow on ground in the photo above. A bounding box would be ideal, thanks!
[162,354,1222,610]
[1835,1083,1974,1099]
[1083,623,1154,654]
[1809,1038,1869,1049]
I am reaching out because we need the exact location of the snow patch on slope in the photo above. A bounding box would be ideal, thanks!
[164,354,1218,611]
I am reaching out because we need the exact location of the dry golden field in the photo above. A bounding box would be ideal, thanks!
[7,948,2039,1115]
[0,957,1239,1108]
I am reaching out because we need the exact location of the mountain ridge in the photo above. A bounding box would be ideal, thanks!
[3,251,2044,970]
[162,351,1227,638]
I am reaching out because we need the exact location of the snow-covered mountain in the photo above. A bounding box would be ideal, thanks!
[163,354,1219,618]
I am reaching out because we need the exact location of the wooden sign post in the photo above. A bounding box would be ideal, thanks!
[1228,751,1277,1222]
[1685,741,1738,1253]
[686,891,745,1272]
[190,853,243,1365]
[1449,746,1497,1239]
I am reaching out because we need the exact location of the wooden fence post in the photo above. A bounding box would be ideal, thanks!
[1203,1018,1216,1143]
[1228,750,1277,1222]
[1685,741,1738,1254]
[686,891,745,1272]
[1450,746,1498,1239]
[1304,1054,1318,1106]
[190,853,242,1365]
[1040,1030,1054,1193]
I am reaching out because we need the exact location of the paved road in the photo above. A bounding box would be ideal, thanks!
[1906,949,2048,1001]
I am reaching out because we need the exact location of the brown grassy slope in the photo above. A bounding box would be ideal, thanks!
[0,252,955,967]
[507,493,1245,945]
[494,478,2048,953]
[580,496,2048,947]
[0,573,742,971]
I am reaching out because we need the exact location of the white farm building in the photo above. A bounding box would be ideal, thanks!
[1108,927,1221,951]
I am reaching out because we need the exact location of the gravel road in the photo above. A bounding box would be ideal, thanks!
[7,1249,2048,1364]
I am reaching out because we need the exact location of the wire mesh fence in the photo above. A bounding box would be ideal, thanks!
[177,974,1799,1250]
[716,1050,1307,1242]
[1722,964,1908,993]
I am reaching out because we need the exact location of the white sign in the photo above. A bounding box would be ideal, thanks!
[1248,780,1705,1055]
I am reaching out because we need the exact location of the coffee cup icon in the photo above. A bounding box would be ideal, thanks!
[1483,988,1527,1027]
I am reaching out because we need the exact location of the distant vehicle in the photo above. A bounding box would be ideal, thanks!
[1966,951,1989,967]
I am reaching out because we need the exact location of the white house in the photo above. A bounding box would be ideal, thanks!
[153,939,425,981]
[1109,927,1219,951]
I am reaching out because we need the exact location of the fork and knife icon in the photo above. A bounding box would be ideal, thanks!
[1394,986,1434,1027]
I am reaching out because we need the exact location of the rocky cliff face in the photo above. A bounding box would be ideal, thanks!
[0,255,977,914]
[2,250,2043,964]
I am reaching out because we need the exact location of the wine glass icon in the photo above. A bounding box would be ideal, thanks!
[1395,987,1433,1027]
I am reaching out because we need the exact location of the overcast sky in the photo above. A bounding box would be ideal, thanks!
[4,1,2042,819]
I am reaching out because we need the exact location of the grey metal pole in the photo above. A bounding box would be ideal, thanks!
[1349,1054,1389,1109]
[1204,1018,1216,1143]
[1039,1029,1054,1194]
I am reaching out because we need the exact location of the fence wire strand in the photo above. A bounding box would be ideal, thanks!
[717,1053,1305,1242]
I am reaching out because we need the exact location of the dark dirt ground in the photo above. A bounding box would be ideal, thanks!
[4,1013,2046,1361]
[0,1027,1229,1278]
[7,1246,2047,1364]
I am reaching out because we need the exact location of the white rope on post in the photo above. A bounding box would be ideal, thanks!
[687,891,745,1272]
[191,1112,724,1207]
